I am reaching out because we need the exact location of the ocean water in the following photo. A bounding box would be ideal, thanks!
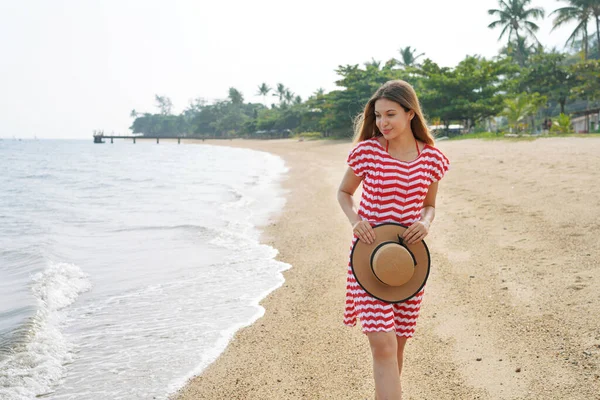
[0,139,289,399]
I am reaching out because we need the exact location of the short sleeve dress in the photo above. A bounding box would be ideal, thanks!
[343,136,450,337]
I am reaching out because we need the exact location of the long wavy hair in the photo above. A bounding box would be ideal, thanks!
[353,80,434,145]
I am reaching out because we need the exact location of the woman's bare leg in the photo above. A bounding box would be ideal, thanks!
[396,336,408,376]
[367,331,402,400]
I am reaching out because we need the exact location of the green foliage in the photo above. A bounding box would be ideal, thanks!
[321,61,411,136]
[228,88,244,105]
[501,92,547,132]
[448,131,501,140]
[520,50,574,113]
[127,3,600,141]
[155,95,173,115]
[296,132,323,140]
[253,104,302,133]
[500,36,539,66]
[130,94,266,138]
[570,59,600,100]
[550,113,574,133]
[130,114,188,137]
[417,56,510,129]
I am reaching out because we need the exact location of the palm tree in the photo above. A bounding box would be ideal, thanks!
[284,89,294,105]
[364,58,381,69]
[273,83,286,105]
[502,95,531,133]
[551,113,574,133]
[551,0,594,60]
[256,83,271,107]
[591,2,600,58]
[154,95,173,115]
[398,46,425,67]
[228,87,244,105]
[129,109,138,118]
[502,93,546,133]
[488,0,545,64]
[501,36,537,65]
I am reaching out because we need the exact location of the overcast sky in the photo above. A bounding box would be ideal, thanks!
[0,0,583,139]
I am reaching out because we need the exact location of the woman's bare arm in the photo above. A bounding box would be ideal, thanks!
[420,181,438,227]
[337,167,375,244]
[402,181,439,244]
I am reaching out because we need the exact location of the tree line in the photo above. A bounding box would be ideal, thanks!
[129,0,600,138]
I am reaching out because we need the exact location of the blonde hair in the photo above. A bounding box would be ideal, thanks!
[353,80,434,145]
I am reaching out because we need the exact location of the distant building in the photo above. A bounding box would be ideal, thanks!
[429,124,464,135]
[571,109,600,133]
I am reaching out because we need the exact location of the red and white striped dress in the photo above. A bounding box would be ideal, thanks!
[343,136,450,337]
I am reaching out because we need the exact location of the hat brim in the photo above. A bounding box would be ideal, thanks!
[350,223,430,303]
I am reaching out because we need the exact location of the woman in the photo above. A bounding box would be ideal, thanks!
[337,80,450,399]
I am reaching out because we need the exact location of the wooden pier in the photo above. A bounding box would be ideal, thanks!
[93,134,205,144]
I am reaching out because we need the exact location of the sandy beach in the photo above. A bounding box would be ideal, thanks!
[173,137,600,400]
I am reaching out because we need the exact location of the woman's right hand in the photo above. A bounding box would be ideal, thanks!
[352,220,376,245]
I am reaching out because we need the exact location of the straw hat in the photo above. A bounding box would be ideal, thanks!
[350,223,430,303]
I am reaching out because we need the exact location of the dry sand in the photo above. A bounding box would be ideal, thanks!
[173,137,600,400]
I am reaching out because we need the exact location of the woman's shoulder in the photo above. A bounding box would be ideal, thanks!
[423,142,448,158]
[349,137,382,154]
[357,136,381,146]
[347,137,385,177]
[422,143,450,172]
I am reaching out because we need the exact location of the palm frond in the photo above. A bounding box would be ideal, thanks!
[564,20,587,46]
[499,23,512,40]
[523,21,541,33]
[523,7,545,19]
[488,19,503,29]
[551,7,579,31]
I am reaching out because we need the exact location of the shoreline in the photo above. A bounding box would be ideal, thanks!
[165,144,291,397]
[174,137,600,399]
[173,138,373,399]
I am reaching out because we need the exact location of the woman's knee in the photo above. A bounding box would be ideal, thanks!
[367,331,398,360]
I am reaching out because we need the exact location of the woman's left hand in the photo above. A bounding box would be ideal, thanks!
[402,220,430,245]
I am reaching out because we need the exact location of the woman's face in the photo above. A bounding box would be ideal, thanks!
[374,98,414,140]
